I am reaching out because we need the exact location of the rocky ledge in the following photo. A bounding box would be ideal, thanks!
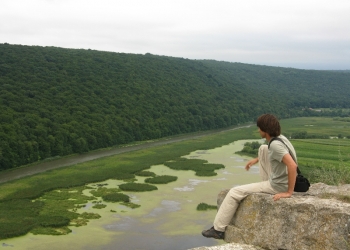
[191,183,350,250]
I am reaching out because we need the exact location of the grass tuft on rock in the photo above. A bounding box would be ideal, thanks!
[320,193,350,203]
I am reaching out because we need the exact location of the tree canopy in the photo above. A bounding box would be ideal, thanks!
[1,43,350,170]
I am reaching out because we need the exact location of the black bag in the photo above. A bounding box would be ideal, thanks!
[294,171,310,192]
[269,137,310,192]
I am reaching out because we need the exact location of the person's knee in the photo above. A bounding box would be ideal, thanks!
[228,186,238,193]
[258,145,268,156]
[225,190,240,205]
[228,186,243,198]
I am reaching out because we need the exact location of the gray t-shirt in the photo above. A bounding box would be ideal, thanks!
[268,135,297,192]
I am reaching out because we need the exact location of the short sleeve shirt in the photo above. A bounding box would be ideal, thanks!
[268,135,297,192]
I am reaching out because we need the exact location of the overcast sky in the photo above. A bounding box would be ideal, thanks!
[1,0,350,70]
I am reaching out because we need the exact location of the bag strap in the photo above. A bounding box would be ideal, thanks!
[268,137,301,174]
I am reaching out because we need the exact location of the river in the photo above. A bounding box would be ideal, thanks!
[0,138,262,250]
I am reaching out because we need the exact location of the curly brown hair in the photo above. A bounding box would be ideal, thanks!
[256,114,281,137]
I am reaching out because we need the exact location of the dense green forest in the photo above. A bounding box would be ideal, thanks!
[1,43,350,170]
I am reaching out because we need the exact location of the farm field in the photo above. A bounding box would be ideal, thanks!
[279,117,350,168]
[280,116,350,138]
[280,117,350,184]
[292,139,350,167]
[291,139,350,185]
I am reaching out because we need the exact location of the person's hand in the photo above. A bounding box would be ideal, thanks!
[273,192,292,201]
[245,158,257,171]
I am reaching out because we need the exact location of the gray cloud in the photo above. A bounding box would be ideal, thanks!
[1,0,350,70]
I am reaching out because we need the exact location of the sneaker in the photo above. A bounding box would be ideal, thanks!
[201,226,225,239]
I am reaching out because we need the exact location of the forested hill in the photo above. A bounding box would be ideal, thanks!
[1,43,350,170]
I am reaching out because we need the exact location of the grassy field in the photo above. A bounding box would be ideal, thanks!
[0,116,349,240]
[280,116,350,138]
[290,139,350,185]
[279,117,350,184]
[292,139,350,166]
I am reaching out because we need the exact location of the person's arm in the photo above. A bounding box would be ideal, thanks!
[245,157,259,171]
[273,153,297,201]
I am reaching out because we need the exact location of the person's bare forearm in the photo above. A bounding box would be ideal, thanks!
[286,163,297,194]
[245,157,259,171]
[273,153,297,201]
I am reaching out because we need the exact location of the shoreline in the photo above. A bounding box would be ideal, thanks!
[0,124,253,184]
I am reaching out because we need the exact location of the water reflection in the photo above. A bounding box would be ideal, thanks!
[174,179,209,192]
[146,200,181,217]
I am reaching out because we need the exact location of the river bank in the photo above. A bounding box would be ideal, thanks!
[0,125,253,184]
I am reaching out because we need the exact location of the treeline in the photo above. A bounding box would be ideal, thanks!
[1,43,350,170]
[290,131,350,139]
